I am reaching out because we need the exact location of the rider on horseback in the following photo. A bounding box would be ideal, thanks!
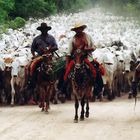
[28,22,58,87]
[64,22,97,81]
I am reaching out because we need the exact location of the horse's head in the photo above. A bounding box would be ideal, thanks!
[73,48,86,69]
[72,49,88,87]
[41,53,53,74]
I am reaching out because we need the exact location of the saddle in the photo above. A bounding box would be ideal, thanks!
[26,56,43,88]
[29,56,43,76]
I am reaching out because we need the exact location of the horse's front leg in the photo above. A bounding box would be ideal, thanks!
[39,86,45,111]
[74,95,79,123]
[45,85,51,112]
[42,89,46,112]
[85,98,89,118]
[80,96,85,121]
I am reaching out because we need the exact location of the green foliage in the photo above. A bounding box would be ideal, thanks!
[8,17,26,29]
[124,3,136,12]
[0,0,15,23]
[98,0,140,17]
[0,0,15,12]
[13,0,57,18]
[70,0,91,11]
[0,10,7,23]
[0,24,9,34]
[55,0,95,12]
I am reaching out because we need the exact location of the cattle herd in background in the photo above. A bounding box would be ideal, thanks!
[0,8,140,106]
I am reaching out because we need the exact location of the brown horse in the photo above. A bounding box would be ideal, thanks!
[70,48,93,123]
[35,53,56,112]
[0,68,5,104]
[132,63,140,97]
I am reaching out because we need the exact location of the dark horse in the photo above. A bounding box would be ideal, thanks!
[0,68,5,104]
[35,52,56,112]
[132,63,140,98]
[70,48,93,123]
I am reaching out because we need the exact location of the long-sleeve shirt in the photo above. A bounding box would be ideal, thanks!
[67,33,96,62]
[31,34,58,56]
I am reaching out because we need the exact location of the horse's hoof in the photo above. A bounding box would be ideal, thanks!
[74,119,78,123]
[133,94,137,98]
[41,108,44,112]
[108,96,112,101]
[90,97,96,102]
[11,104,14,107]
[28,100,36,105]
[85,112,89,118]
[80,117,84,121]
[45,110,49,113]
[53,100,58,104]
[60,98,65,103]
[99,96,103,102]
[99,98,103,102]
[128,95,132,99]
[39,103,42,108]
[117,94,121,97]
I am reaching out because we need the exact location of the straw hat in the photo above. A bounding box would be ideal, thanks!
[71,22,87,31]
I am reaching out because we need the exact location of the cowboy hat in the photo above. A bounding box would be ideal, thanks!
[71,22,87,31]
[37,22,52,31]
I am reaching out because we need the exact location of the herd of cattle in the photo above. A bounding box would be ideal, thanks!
[0,8,140,106]
[0,40,139,106]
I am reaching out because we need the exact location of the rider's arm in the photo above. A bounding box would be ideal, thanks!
[31,38,37,57]
[65,39,73,67]
[48,35,58,52]
[84,47,95,52]
[84,34,96,52]
[66,55,70,68]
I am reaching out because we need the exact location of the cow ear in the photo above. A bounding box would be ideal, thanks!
[11,59,14,63]
[130,60,134,64]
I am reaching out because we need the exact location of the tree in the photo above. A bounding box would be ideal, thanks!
[0,0,15,23]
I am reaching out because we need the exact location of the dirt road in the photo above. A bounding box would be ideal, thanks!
[0,96,140,140]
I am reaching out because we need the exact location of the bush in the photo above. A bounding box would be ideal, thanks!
[0,10,7,23]
[0,24,9,34]
[9,17,26,29]
[0,0,15,24]
[12,0,57,18]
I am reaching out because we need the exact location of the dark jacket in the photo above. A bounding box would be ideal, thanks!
[31,34,58,55]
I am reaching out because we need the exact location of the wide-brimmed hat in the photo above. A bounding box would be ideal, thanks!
[37,22,51,31]
[71,22,87,31]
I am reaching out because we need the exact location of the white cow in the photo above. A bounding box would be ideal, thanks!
[92,48,118,100]
[123,50,137,95]
[0,58,6,71]
[10,56,29,106]
[11,59,20,105]
[113,50,125,96]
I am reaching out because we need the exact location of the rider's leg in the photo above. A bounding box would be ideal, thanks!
[99,64,106,76]
[28,57,42,88]
[84,58,96,79]
[30,57,42,76]
[64,60,75,81]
